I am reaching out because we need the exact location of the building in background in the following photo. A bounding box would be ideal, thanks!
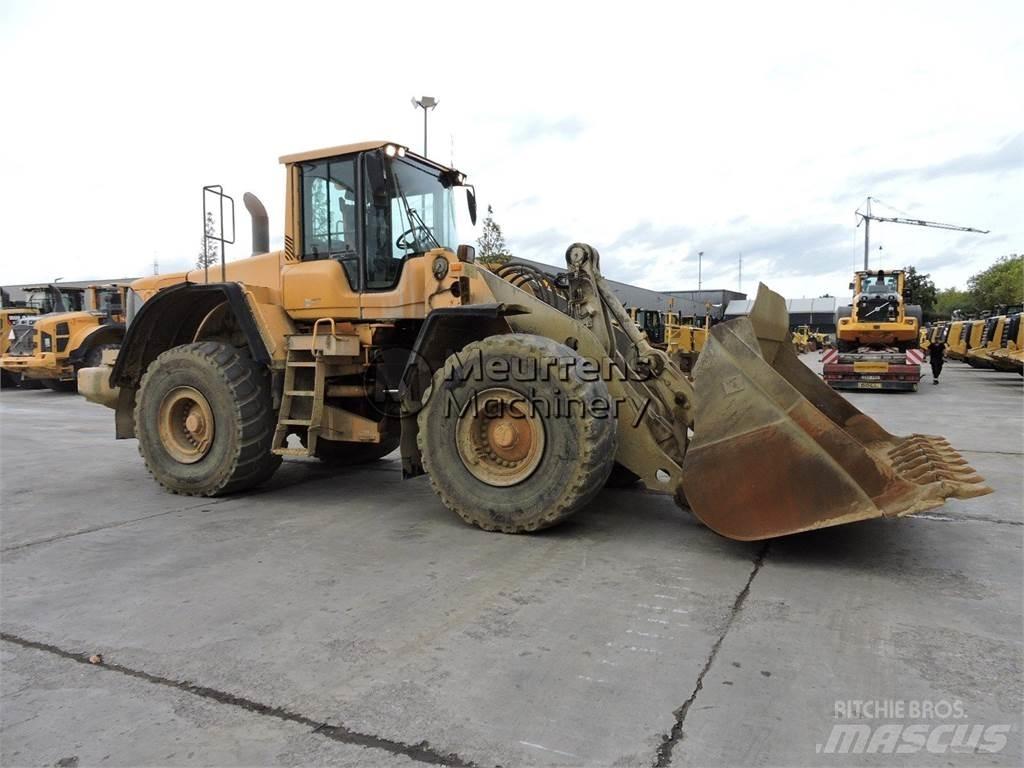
[724,296,841,332]
[665,290,747,321]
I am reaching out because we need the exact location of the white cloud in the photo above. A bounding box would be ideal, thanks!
[1,0,1020,301]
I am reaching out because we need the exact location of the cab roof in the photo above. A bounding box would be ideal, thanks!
[278,140,460,177]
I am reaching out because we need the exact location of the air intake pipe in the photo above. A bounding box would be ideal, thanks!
[243,192,269,256]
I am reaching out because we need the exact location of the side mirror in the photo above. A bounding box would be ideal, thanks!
[848,282,855,290]
[466,186,477,226]
[456,244,476,263]
[902,289,912,300]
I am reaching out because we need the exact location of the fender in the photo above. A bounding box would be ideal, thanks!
[67,322,125,367]
[398,304,514,478]
[111,282,270,389]
[109,282,271,439]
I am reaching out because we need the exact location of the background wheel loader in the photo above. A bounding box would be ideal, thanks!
[79,140,989,540]
[989,312,1023,375]
[1,284,127,391]
[1,306,40,388]
[824,269,925,391]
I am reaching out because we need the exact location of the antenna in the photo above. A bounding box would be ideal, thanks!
[738,252,743,292]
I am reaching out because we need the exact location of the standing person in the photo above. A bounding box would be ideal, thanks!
[929,338,947,384]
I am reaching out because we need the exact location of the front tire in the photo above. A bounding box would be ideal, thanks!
[417,334,617,533]
[135,341,280,496]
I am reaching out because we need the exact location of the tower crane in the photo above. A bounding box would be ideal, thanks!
[855,197,989,270]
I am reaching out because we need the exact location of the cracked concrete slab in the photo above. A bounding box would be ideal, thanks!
[1,355,1021,766]
[0,641,419,768]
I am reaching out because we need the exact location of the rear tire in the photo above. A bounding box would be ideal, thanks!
[135,341,281,496]
[417,334,617,533]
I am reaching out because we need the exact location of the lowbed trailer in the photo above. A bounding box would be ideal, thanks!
[821,347,924,391]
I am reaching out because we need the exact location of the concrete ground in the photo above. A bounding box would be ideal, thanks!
[1,354,1021,767]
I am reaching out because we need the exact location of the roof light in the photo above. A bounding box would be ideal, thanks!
[397,146,407,157]
[384,144,398,157]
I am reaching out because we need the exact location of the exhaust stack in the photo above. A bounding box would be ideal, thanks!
[243,193,269,256]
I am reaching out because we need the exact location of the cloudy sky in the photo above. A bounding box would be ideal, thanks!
[2,0,1021,299]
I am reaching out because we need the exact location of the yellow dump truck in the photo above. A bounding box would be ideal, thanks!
[2,284,126,391]
[78,139,989,541]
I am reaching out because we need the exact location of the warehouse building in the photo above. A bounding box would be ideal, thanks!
[724,296,841,332]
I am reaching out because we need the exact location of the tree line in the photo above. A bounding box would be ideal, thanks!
[904,254,1022,319]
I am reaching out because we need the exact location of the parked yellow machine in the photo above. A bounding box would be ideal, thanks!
[665,314,708,374]
[78,140,989,541]
[947,319,985,361]
[1,284,127,391]
[1,306,40,387]
[965,315,1007,369]
[835,269,922,351]
[989,314,1023,375]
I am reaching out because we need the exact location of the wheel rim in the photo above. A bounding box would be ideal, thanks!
[455,387,545,487]
[158,386,215,464]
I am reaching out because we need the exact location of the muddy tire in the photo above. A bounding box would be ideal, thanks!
[135,341,281,496]
[417,334,617,533]
[315,434,400,464]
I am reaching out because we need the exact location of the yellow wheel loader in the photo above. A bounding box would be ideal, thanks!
[989,313,1022,375]
[946,319,983,361]
[825,269,925,391]
[1,284,127,391]
[78,140,989,540]
[791,326,811,353]
[965,315,1006,369]
[1,306,40,387]
[665,317,708,375]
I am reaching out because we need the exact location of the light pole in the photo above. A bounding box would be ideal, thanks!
[697,251,704,291]
[411,96,439,156]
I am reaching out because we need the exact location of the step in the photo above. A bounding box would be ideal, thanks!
[272,447,313,457]
[279,418,314,426]
[286,361,319,368]
[284,390,316,397]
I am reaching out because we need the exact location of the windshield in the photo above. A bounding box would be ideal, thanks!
[363,153,458,289]
[863,274,898,294]
[300,150,462,292]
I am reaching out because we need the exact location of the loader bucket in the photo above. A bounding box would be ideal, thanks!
[679,284,991,541]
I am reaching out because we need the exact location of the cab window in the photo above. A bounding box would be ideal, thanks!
[300,157,360,289]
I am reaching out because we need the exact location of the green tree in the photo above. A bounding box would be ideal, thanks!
[967,254,1023,309]
[934,287,978,318]
[196,212,220,270]
[477,205,512,266]
[902,265,937,316]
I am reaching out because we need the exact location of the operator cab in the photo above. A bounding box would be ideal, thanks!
[283,141,476,294]
[852,270,905,322]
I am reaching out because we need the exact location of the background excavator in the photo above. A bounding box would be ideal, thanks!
[78,140,989,540]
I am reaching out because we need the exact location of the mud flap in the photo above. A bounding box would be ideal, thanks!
[679,285,991,541]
